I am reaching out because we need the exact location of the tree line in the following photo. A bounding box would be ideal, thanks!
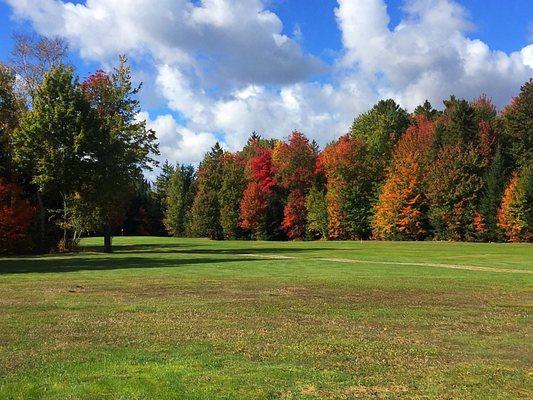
[159,89,531,243]
[0,35,531,254]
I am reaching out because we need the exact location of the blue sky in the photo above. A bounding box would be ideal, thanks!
[1,0,532,168]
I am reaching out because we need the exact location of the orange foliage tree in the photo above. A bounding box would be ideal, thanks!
[497,168,532,242]
[372,115,435,240]
[321,135,371,239]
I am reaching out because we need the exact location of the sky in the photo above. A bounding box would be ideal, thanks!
[1,0,532,172]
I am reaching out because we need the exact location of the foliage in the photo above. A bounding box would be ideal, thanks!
[322,135,373,239]
[164,164,196,237]
[79,57,159,251]
[12,65,97,247]
[219,153,246,239]
[0,179,35,253]
[501,79,533,169]
[306,186,328,239]
[497,166,533,242]
[0,63,23,177]
[413,100,440,121]
[272,131,318,239]
[434,96,478,148]
[373,116,435,240]
[477,147,506,241]
[350,99,409,160]
[425,144,485,240]
[190,143,224,239]
[282,189,307,240]
[239,145,283,240]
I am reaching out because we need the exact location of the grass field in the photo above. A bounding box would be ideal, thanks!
[1,237,532,399]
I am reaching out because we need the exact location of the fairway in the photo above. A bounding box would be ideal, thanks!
[1,237,532,399]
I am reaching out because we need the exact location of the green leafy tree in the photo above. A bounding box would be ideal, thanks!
[413,100,440,121]
[219,153,246,239]
[155,160,175,202]
[501,79,532,169]
[434,96,478,148]
[346,99,410,237]
[79,57,159,252]
[164,164,195,237]
[190,143,224,239]
[12,65,97,248]
[477,147,506,241]
[306,186,328,239]
[0,63,23,178]
[350,99,409,162]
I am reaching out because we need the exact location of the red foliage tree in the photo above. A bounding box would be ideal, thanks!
[239,146,278,238]
[282,189,307,239]
[272,131,318,239]
[0,179,35,253]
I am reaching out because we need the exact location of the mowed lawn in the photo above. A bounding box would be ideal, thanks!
[1,237,532,399]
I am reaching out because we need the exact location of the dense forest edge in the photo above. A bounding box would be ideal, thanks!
[0,34,531,254]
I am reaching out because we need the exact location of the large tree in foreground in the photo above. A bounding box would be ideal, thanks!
[12,65,97,248]
[79,57,159,252]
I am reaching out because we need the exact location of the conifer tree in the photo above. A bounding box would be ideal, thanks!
[190,143,224,239]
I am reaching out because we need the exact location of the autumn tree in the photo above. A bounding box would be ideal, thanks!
[497,166,532,242]
[343,99,410,237]
[0,179,35,253]
[322,135,373,239]
[239,142,283,240]
[272,131,318,239]
[423,96,494,240]
[373,115,435,240]
[190,143,224,239]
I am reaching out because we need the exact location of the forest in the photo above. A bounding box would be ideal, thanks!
[1,35,531,255]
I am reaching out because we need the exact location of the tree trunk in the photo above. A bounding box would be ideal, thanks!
[62,194,67,246]
[36,190,46,253]
[103,225,112,253]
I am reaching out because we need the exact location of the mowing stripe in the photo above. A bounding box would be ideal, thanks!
[237,253,532,274]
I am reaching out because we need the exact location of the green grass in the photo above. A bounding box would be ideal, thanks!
[1,237,532,399]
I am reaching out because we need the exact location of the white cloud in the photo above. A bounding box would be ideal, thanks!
[335,0,532,109]
[7,0,533,169]
[141,112,219,166]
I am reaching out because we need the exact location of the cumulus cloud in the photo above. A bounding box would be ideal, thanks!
[7,0,533,168]
[335,0,532,109]
[141,112,219,166]
[6,0,324,86]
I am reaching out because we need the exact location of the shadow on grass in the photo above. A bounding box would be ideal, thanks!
[83,243,355,256]
[1,241,360,274]
[0,255,265,274]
